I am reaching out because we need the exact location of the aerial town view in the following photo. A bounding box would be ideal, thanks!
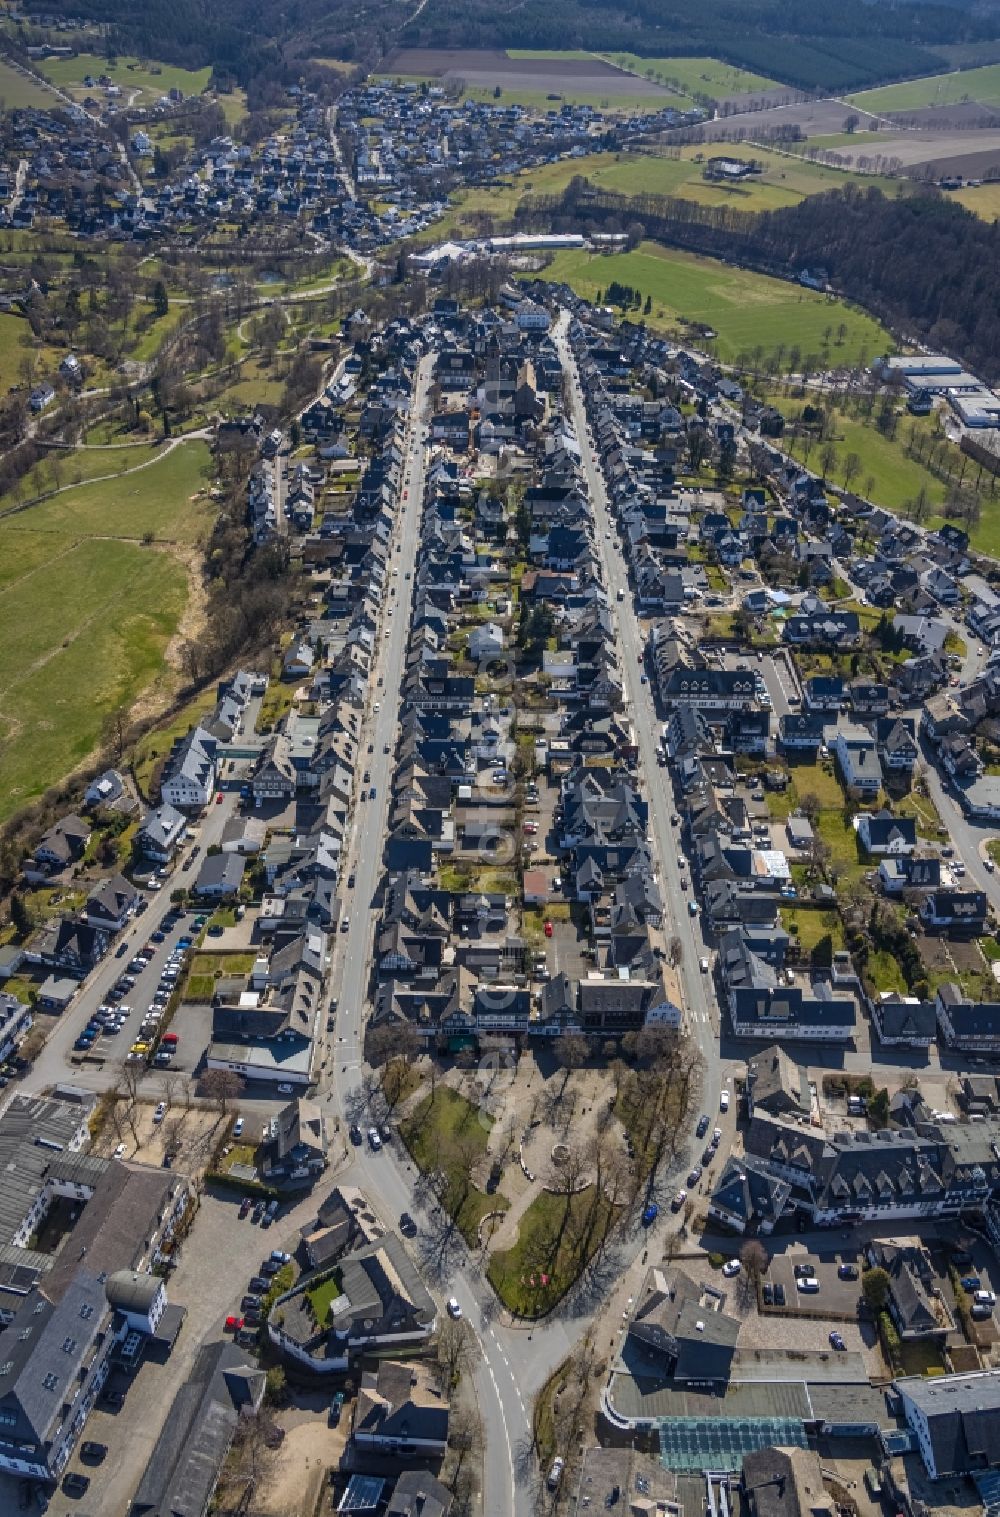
[7,0,1000,1514]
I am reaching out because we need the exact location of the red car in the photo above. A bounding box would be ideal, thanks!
[224,1315,244,1332]
[215,791,224,804]
[238,1198,252,1220]
[544,921,553,938]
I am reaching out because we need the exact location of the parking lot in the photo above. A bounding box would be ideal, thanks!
[766,1247,864,1319]
[49,1186,316,1517]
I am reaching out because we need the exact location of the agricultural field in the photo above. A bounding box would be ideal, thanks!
[847,64,1000,115]
[378,47,675,113]
[39,52,210,106]
[605,53,781,101]
[953,182,1000,221]
[0,58,57,109]
[0,440,213,819]
[531,241,891,365]
[410,144,896,246]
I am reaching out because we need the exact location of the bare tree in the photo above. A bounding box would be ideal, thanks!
[740,1239,769,1280]
[554,1032,588,1099]
[437,1317,479,1391]
[200,1068,245,1116]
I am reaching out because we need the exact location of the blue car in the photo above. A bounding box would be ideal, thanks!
[642,1203,659,1226]
[961,1275,981,1291]
[176,937,193,950]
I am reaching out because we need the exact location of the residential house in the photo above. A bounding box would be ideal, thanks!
[352,1360,449,1455]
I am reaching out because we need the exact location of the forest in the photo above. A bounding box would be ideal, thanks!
[21,0,995,94]
[528,181,1000,384]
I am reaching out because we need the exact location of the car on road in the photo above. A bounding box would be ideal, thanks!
[699,955,709,972]
[400,1212,417,1236]
[961,1275,982,1291]
[215,791,224,803]
[276,1083,294,1095]
[720,1089,730,1112]
[975,1289,997,1307]
[670,813,679,826]
[373,701,380,712]
[696,1114,710,1139]
[722,1259,741,1278]
[349,1125,363,1145]
[687,1166,703,1187]
[829,1331,846,1350]
[544,920,553,938]
[641,1203,658,1226]
[712,1128,722,1145]
[80,1441,106,1463]
[446,1297,462,1319]
[114,1142,126,1159]
[368,1127,382,1151]
[671,1188,687,1211]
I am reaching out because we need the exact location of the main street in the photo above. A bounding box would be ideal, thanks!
[315,355,547,1517]
[552,313,723,1119]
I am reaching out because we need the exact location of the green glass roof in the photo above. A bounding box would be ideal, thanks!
[658,1416,809,1472]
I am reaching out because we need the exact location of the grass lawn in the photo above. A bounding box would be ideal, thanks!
[488,1185,617,1317]
[954,183,1000,222]
[0,59,57,109]
[606,53,781,100]
[256,682,298,733]
[378,71,667,114]
[437,864,519,896]
[399,1086,507,1247]
[414,145,892,247]
[848,63,1000,113]
[41,53,210,106]
[867,949,908,994]
[305,1272,342,1326]
[0,312,62,393]
[0,537,190,822]
[781,906,844,953]
[0,438,212,820]
[184,974,216,1002]
[532,242,890,365]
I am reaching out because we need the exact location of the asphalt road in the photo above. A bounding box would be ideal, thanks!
[553,314,722,1120]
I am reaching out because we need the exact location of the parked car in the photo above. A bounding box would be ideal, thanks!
[719,1090,730,1112]
[722,1259,741,1277]
[368,1127,382,1151]
[447,1297,462,1319]
[62,1472,90,1496]
[794,1263,815,1278]
[328,1391,345,1426]
[547,1457,565,1492]
[80,1441,106,1463]
[796,1277,820,1293]
[671,1189,687,1211]
[696,1114,710,1139]
[838,1263,859,1280]
[829,1331,846,1350]
[641,1203,658,1226]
